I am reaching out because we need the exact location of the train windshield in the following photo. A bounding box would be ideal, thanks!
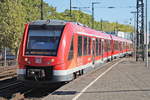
[25,25,64,56]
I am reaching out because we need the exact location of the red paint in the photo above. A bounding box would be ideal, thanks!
[18,21,133,82]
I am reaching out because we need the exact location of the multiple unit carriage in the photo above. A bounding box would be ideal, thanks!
[17,20,133,83]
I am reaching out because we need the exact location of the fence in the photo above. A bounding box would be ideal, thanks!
[0,48,17,67]
[0,60,17,67]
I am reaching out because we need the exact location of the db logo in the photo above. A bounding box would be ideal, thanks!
[35,58,42,64]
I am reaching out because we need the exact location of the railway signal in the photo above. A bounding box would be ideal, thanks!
[136,0,144,61]
[92,2,100,29]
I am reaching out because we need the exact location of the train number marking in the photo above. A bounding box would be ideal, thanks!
[35,58,42,64]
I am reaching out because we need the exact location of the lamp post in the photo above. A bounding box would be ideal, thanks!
[41,0,44,20]
[131,11,137,58]
[145,0,148,68]
[100,19,103,31]
[70,0,72,17]
[92,2,100,29]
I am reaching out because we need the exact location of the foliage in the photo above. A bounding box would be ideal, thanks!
[0,0,25,49]
[0,0,134,51]
[0,0,42,49]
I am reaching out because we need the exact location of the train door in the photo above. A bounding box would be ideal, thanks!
[77,35,83,67]
[105,40,109,60]
[103,39,108,60]
[120,42,123,54]
[92,38,96,65]
[74,34,78,67]
[101,39,104,61]
[110,39,114,60]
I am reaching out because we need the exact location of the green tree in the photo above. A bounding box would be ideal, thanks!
[0,0,134,52]
[21,0,41,22]
[0,0,25,50]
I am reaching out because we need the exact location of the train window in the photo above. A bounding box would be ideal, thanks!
[127,43,130,49]
[107,40,111,51]
[96,39,99,56]
[117,41,119,50]
[130,44,133,49]
[126,43,128,49]
[87,37,89,55]
[114,41,116,50]
[110,40,112,51]
[114,41,119,50]
[120,42,122,51]
[102,40,105,54]
[125,42,127,49]
[99,39,102,56]
[122,42,124,50]
[122,42,123,50]
[104,40,108,52]
[123,42,125,50]
[78,36,82,56]
[120,42,123,51]
[103,40,106,52]
[68,37,74,60]
[88,37,91,55]
[84,37,87,56]
[118,41,120,50]
[124,42,126,49]
[25,25,64,56]
[123,42,125,49]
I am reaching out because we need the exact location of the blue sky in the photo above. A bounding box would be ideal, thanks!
[44,0,150,25]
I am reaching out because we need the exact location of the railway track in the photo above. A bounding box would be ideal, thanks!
[0,78,23,99]
[0,66,16,81]
[0,58,125,100]
[0,77,65,100]
[0,80,22,90]
[0,78,36,99]
[0,65,64,100]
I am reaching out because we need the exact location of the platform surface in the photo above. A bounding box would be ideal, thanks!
[43,57,150,100]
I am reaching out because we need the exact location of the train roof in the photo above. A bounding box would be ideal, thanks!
[76,31,111,40]
[29,19,88,27]
[110,34,132,43]
[29,19,68,26]
[95,31,112,40]
[28,19,132,43]
[29,19,90,30]
[71,23,111,40]
[111,35,124,41]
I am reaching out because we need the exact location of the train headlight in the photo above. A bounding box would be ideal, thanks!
[24,58,28,62]
[47,59,55,65]
[24,58,31,64]
[50,59,55,63]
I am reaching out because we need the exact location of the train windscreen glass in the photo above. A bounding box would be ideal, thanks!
[25,25,64,56]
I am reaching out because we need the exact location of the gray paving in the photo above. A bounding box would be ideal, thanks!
[43,57,150,100]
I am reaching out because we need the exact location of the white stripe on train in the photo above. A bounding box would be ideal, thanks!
[17,54,128,76]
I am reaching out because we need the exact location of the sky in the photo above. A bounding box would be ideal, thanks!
[44,0,150,25]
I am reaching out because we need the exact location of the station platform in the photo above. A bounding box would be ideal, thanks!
[43,57,150,100]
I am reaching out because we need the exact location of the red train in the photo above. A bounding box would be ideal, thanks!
[17,20,133,83]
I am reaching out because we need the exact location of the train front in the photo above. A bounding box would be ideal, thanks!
[17,20,69,83]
